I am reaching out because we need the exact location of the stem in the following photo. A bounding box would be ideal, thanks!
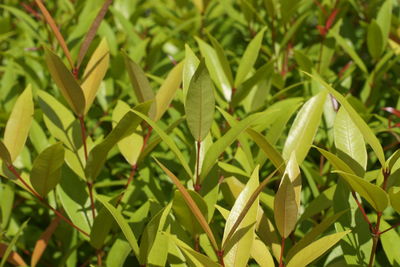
[369,212,382,267]
[351,191,374,232]
[194,140,202,192]
[87,181,96,220]
[7,165,89,237]
[279,237,286,267]
[194,235,200,252]
[115,164,137,207]
[217,250,225,267]
[379,221,400,235]
[96,249,103,266]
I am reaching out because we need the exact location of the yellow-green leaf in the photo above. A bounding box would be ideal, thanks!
[154,62,183,121]
[185,59,215,141]
[222,166,259,267]
[315,147,355,174]
[112,100,143,165]
[286,231,351,267]
[367,20,383,60]
[4,85,34,162]
[81,38,109,114]
[282,90,327,164]
[335,171,389,212]
[183,44,200,99]
[283,153,301,209]
[251,238,275,267]
[30,142,65,196]
[274,175,297,238]
[44,48,86,115]
[303,72,386,166]
[389,187,400,214]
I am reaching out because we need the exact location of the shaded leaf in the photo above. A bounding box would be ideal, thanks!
[367,20,383,60]
[183,44,200,99]
[0,219,29,267]
[389,186,400,214]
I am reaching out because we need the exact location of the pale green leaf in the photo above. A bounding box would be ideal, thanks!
[303,72,386,166]
[250,238,275,267]
[30,142,64,196]
[367,20,383,60]
[183,44,200,99]
[222,166,259,267]
[286,231,351,267]
[97,195,140,258]
[154,62,183,121]
[81,38,109,114]
[376,0,392,50]
[315,147,355,174]
[44,48,86,115]
[389,186,400,214]
[380,219,400,265]
[4,85,34,162]
[282,90,328,164]
[235,28,265,87]
[274,175,298,238]
[334,170,389,212]
[185,59,215,141]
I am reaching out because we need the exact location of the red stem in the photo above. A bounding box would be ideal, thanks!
[279,237,286,267]
[7,165,89,237]
[351,191,374,232]
[194,141,202,192]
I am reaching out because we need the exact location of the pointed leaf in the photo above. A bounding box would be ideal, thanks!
[183,44,200,99]
[235,28,265,87]
[376,0,392,50]
[154,62,183,121]
[155,159,219,252]
[389,186,400,214]
[0,141,11,165]
[81,38,109,114]
[315,147,355,174]
[185,59,215,141]
[85,101,151,182]
[4,85,34,162]
[30,142,65,196]
[303,72,386,166]
[367,20,383,60]
[44,48,86,115]
[251,238,275,267]
[0,244,27,267]
[286,231,351,267]
[0,219,29,267]
[274,175,298,238]
[97,195,140,258]
[282,90,327,164]
[222,166,259,267]
[334,170,389,211]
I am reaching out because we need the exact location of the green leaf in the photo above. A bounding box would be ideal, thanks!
[173,190,208,235]
[81,38,109,114]
[183,44,200,99]
[112,100,143,165]
[303,72,386,166]
[4,85,34,162]
[106,238,131,267]
[0,141,11,165]
[286,231,351,267]
[171,235,221,267]
[274,175,298,238]
[284,153,301,210]
[314,147,355,174]
[200,111,265,181]
[334,171,389,212]
[154,62,183,121]
[367,20,383,60]
[30,142,65,196]
[389,186,400,214]
[234,28,265,87]
[376,0,392,50]
[0,219,29,267]
[282,90,327,164]
[90,206,114,249]
[123,53,154,103]
[155,159,219,252]
[85,101,151,182]
[97,195,140,258]
[380,219,400,265]
[251,238,275,267]
[334,107,367,175]
[139,204,171,266]
[287,210,347,261]
[44,48,86,115]
[185,59,215,141]
[222,166,259,267]
[196,37,233,101]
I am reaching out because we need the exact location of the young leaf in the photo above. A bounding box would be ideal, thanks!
[155,159,219,252]
[367,20,383,60]
[334,170,389,212]
[154,62,183,121]
[81,38,109,114]
[112,100,143,165]
[85,101,151,182]
[282,90,328,164]
[274,175,298,238]
[4,85,34,162]
[185,59,215,141]
[44,48,86,115]
[31,217,60,267]
[234,28,265,87]
[222,166,259,267]
[286,230,351,267]
[30,142,65,197]
[183,44,200,99]
[97,195,140,258]
[303,72,386,166]
[334,107,367,175]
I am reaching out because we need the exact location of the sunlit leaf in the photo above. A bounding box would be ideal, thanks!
[274,175,297,238]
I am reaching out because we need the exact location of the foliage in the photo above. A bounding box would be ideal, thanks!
[0,0,400,266]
